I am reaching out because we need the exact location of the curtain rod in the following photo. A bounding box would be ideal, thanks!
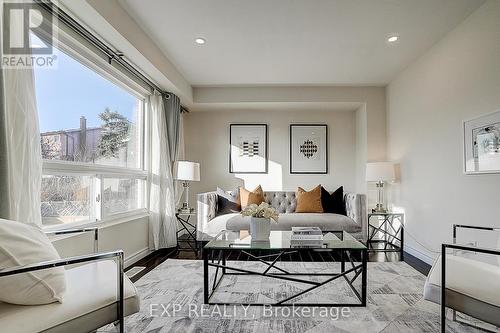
[35,0,168,97]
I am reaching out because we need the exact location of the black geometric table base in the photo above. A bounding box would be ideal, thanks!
[368,213,404,257]
[203,248,367,307]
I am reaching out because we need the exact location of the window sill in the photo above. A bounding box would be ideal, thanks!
[42,160,147,178]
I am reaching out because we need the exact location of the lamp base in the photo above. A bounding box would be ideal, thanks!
[178,207,195,214]
[178,202,195,214]
[372,204,388,213]
[373,181,388,213]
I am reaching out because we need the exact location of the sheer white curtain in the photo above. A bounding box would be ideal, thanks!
[147,93,177,249]
[0,8,42,225]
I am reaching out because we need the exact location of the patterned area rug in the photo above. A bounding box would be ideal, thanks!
[99,259,483,332]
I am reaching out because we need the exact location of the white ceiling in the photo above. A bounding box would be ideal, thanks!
[120,0,484,86]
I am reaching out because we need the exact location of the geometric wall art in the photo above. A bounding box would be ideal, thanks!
[230,124,268,173]
[290,124,328,174]
[464,110,500,174]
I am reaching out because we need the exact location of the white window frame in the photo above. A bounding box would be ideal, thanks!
[39,22,150,230]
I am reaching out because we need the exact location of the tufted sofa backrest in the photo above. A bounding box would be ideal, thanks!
[263,191,297,213]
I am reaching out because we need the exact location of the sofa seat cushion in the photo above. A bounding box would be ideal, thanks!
[424,254,500,326]
[225,213,360,233]
[0,260,139,333]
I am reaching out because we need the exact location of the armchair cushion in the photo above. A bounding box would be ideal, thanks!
[0,260,139,333]
[0,218,66,305]
[424,254,500,326]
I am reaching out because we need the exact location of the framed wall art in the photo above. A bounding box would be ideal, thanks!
[229,124,268,173]
[290,124,328,174]
[464,110,500,174]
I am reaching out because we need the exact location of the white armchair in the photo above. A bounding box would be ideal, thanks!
[0,228,140,333]
[424,224,500,332]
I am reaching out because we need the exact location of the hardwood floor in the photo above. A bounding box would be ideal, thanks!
[127,244,431,283]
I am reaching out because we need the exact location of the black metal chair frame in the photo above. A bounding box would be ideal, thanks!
[0,227,125,333]
[441,224,500,332]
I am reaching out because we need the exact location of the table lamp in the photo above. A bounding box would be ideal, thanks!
[174,161,200,213]
[366,162,396,213]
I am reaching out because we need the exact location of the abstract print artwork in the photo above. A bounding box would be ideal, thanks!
[300,139,318,158]
[464,110,500,174]
[240,140,259,157]
[290,124,328,174]
[230,124,268,173]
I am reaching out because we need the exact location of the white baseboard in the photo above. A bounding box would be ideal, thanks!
[404,244,436,265]
[125,247,151,268]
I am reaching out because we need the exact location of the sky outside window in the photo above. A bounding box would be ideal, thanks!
[32,34,138,133]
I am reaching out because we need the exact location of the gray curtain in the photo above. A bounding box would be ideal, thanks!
[163,93,181,163]
[148,92,184,249]
[148,93,176,249]
[163,93,185,206]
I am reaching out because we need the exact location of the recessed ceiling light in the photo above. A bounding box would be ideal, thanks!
[387,35,399,43]
[195,37,206,45]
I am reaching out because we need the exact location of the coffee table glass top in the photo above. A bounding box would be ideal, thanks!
[204,230,366,250]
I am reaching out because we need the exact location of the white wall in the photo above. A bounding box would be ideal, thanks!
[355,105,368,194]
[193,86,386,162]
[185,109,359,198]
[387,0,500,263]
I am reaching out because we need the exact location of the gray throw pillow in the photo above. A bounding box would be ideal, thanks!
[216,187,241,215]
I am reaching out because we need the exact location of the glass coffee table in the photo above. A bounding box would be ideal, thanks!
[202,230,367,307]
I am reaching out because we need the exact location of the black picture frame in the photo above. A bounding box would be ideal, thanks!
[289,124,328,174]
[229,124,268,174]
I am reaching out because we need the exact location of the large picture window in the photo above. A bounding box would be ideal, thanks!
[34,34,147,227]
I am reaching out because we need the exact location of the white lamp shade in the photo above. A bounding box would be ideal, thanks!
[173,161,200,181]
[366,162,396,182]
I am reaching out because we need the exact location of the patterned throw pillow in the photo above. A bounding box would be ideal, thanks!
[239,185,265,208]
[216,187,241,215]
[295,185,324,213]
[321,186,347,215]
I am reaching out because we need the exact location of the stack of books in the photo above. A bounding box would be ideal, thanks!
[290,227,324,248]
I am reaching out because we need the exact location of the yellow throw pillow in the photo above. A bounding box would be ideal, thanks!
[296,185,324,213]
[239,185,265,208]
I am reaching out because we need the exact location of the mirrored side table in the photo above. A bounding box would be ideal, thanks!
[175,211,198,254]
[367,212,405,258]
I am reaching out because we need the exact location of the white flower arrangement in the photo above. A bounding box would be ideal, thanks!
[240,202,279,222]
